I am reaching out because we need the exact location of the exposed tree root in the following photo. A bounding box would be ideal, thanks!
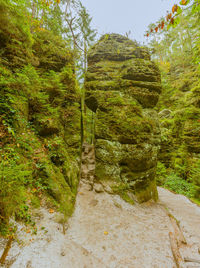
[158,203,188,267]
[167,212,187,246]
[169,231,184,268]
[184,257,200,264]
[0,236,13,265]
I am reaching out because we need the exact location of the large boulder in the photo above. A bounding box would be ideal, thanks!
[85,34,161,202]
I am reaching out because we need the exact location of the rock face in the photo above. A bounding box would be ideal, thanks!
[85,34,161,203]
[0,0,81,227]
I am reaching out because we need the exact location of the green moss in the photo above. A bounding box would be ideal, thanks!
[88,33,150,63]
[119,192,135,205]
[0,3,81,236]
[85,33,161,203]
[95,162,121,182]
[0,0,33,68]
[33,30,73,72]
[31,196,41,209]
[135,180,158,203]
[111,183,135,205]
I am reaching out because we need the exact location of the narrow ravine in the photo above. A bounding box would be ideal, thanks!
[1,1,200,268]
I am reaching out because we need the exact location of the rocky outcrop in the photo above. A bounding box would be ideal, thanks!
[85,34,161,203]
[0,0,80,231]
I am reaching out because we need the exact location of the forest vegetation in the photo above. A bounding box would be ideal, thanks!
[0,0,96,239]
[146,0,200,202]
[0,0,200,264]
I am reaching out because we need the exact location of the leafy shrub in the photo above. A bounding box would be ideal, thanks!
[164,173,196,198]
[189,159,200,199]
[156,161,167,185]
[0,148,32,235]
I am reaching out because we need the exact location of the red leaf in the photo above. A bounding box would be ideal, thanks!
[170,17,175,25]
[172,4,178,13]
[181,0,187,5]
[166,13,172,21]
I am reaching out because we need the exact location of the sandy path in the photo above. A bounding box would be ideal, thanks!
[0,185,199,268]
[1,144,200,267]
[66,186,174,268]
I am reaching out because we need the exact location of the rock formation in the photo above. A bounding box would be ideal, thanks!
[0,0,80,226]
[85,34,161,202]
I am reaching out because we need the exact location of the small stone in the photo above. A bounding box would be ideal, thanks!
[104,185,113,194]
[81,182,93,191]
[26,261,32,268]
[94,183,104,193]
[89,199,98,206]
[61,251,66,256]
[82,248,89,256]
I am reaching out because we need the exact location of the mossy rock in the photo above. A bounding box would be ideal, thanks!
[0,3,81,231]
[33,30,73,72]
[86,33,161,203]
[88,33,150,63]
[0,1,33,68]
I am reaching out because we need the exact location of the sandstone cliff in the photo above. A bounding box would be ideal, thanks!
[85,34,161,202]
[0,0,80,232]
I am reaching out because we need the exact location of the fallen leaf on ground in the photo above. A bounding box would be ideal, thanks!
[104,231,108,235]
[49,209,55,213]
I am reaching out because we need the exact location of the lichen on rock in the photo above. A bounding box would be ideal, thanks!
[85,33,161,203]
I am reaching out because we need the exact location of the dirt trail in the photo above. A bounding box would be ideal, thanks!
[1,144,200,268]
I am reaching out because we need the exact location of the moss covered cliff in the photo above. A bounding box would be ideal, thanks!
[0,1,81,236]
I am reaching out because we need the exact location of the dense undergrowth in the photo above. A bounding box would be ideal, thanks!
[148,3,200,203]
[0,0,81,237]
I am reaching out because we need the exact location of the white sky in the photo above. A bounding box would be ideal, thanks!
[81,0,180,44]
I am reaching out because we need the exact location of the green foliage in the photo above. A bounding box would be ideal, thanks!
[156,161,167,185]
[0,0,33,68]
[0,148,32,234]
[188,158,200,199]
[0,0,82,238]
[112,183,135,205]
[163,173,196,198]
[148,0,200,203]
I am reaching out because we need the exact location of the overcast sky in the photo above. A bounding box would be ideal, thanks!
[81,0,180,44]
